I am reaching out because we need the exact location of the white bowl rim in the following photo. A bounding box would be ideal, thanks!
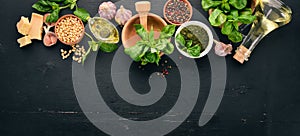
[175,21,214,58]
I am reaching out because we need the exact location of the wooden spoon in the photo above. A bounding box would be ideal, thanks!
[135,1,151,31]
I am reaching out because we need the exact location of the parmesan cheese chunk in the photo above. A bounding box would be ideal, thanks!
[28,13,43,40]
[16,16,31,35]
[17,36,32,47]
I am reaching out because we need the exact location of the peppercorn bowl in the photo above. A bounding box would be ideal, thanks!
[55,14,85,45]
[174,21,213,58]
[163,0,193,26]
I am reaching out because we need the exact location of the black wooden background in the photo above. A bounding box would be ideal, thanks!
[1,0,300,136]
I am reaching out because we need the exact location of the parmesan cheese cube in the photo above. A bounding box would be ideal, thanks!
[16,16,31,35]
[28,13,43,40]
[17,36,32,47]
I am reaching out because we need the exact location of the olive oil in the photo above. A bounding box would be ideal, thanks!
[234,0,292,64]
[88,17,119,43]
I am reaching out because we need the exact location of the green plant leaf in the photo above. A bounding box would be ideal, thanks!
[124,42,148,61]
[221,21,233,35]
[187,45,201,57]
[221,3,230,11]
[46,8,60,23]
[238,14,256,24]
[230,10,239,18]
[229,0,247,10]
[74,7,90,22]
[228,29,243,43]
[240,8,253,15]
[32,0,53,12]
[134,24,148,40]
[48,0,65,2]
[175,33,186,47]
[160,25,176,39]
[186,40,193,48]
[233,21,239,30]
[201,0,222,11]
[99,42,118,53]
[209,9,227,26]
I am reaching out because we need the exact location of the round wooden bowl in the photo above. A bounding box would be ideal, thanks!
[122,13,167,48]
[55,14,85,45]
[163,0,193,26]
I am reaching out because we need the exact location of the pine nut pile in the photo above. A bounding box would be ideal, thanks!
[55,16,84,44]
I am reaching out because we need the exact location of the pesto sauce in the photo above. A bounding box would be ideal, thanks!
[180,25,209,52]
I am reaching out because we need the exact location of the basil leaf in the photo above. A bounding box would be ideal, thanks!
[209,9,227,26]
[233,21,239,30]
[99,42,118,53]
[229,0,247,10]
[124,42,148,61]
[46,1,59,9]
[144,52,157,64]
[240,8,253,15]
[238,14,256,24]
[187,45,201,57]
[149,27,155,43]
[221,21,233,35]
[70,3,76,10]
[46,8,60,23]
[48,0,65,2]
[175,33,186,47]
[74,7,90,22]
[160,25,176,39]
[161,40,174,55]
[32,0,53,12]
[201,0,222,11]
[230,10,239,18]
[134,24,148,40]
[64,0,77,5]
[228,29,243,43]
[221,3,230,12]
[186,40,193,48]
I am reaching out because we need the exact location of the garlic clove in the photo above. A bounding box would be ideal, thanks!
[98,1,117,20]
[214,41,233,56]
[43,31,57,47]
[115,5,132,25]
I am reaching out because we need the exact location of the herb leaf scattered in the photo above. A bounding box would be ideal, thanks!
[32,0,90,23]
[124,24,175,65]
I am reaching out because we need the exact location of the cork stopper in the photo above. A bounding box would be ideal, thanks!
[233,45,251,64]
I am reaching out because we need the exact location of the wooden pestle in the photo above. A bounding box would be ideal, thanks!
[135,1,151,31]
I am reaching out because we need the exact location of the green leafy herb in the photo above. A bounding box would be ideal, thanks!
[175,33,202,57]
[32,0,90,23]
[124,24,175,65]
[202,0,256,43]
[187,44,201,57]
[209,9,227,27]
[229,0,247,10]
[201,0,222,11]
[74,7,90,22]
[46,8,60,23]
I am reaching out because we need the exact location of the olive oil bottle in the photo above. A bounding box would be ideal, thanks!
[234,0,292,64]
[88,17,119,43]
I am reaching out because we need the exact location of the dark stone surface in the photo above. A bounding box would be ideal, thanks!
[0,0,299,136]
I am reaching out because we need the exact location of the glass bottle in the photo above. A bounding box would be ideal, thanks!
[233,0,292,64]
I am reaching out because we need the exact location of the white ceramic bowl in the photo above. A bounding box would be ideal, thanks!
[175,21,214,58]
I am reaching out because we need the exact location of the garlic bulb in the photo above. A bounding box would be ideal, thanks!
[115,5,132,25]
[214,41,232,56]
[98,1,116,20]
